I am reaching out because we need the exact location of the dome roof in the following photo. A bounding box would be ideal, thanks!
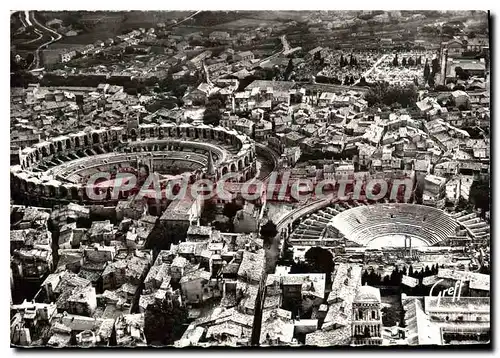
[355,285,381,303]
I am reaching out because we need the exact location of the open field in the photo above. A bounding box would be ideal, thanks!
[38,10,194,46]
[212,18,284,30]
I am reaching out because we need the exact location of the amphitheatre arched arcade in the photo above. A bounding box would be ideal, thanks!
[11,123,259,207]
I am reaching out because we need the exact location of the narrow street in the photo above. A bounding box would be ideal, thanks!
[354,54,389,85]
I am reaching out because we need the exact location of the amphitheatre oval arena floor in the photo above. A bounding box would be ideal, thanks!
[10,123,279,205]
[365,235,429,249]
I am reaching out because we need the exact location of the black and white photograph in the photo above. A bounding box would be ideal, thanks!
[9,9,491,349]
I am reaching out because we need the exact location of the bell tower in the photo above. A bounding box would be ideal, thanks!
[351,284,383,346]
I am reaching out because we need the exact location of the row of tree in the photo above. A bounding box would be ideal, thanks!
[392,54,425,67]
[362,263,441,287]
[339,54,359,67]
[365,82,418,108]
[202,93,225,127]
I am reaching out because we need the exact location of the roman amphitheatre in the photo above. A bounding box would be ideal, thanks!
[10,122,280,209]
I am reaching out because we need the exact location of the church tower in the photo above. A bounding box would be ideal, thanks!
[351,284,383,346]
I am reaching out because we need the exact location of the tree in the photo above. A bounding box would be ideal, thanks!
[223,201,240,221]
[290,260,311,274]
[455,66,471,81]
[442,25,458,37]
[361,270,368,285]
[350,54,355,66]
[365,82,418,108]
[201,199,217,225]
[203,92,225,126]
[273,65,281,80]
[408,57,415,66]
[428,75,435,87]
[431,58,439,75]
[340,55,345,67]
[304,247,334,283]
[432,264,439,274]
[144,292,188,346]
[454,66,464,78]
[25,54,34,68]
[382,275,390,285]
[285,58,294,80]
[313,51,321,63]
[390,266,400,285]
[393,54,399,67]
[469,178,490,214]
[424,59,430,79]
[222,200,242,232]
[260,220,278,246]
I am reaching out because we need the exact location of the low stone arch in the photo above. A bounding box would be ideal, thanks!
[230,163,237,172]
[49,143,56,155]
[158,128,164,139]
[238,160,243,171]
[149,128,155,138]
[41,146,49,158]
[244,155,249,166]
[66,139,72,149]
[57,141,63,152]
[140,128,146,139]
[84,135,90,146]
[75,137,81,148]
[222,166,228,176]
[70,187,79,200]
[59,186,68,198]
